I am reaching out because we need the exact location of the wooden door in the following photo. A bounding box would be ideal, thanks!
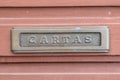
[0,0,120,80]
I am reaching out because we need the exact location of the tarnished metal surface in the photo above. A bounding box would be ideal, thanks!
[20,33,101,47]
[11,26,109,53]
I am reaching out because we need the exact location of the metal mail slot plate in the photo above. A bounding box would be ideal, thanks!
[11,26,109,53]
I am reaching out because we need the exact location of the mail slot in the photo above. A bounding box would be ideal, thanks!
[12,26,109,53]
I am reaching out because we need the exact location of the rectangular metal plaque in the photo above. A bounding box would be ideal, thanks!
[11,26,109,53]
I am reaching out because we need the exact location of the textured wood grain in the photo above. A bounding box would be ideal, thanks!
[1,74,120,80]
[0,63,120,73]
[0,7,120,62]
[0,0,119,7]
[0,63,120,80]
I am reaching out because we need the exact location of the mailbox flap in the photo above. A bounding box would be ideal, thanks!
[0,0,119,7]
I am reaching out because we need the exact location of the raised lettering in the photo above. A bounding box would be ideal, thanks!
[52,35,60,44]
[85,35,92,43]
[73,35,81,44]
[28,35,37,44]
[62,35,70,43]
[40,35,48,44]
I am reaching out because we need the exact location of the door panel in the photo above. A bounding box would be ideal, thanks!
[0,7,120,62]
[0,63,120,80]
